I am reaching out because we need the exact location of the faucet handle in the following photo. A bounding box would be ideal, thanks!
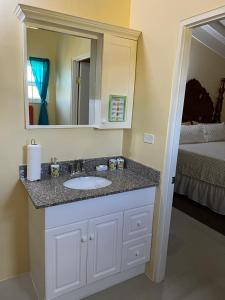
[75,160,82,173]
[81,160,86,172]
[69,163,76,176]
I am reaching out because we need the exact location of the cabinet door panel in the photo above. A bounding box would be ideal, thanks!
[99,35,137,128]
[87,212,123,284]
[46,221,87,299]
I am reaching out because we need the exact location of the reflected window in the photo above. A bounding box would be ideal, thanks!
[27,61,45,103]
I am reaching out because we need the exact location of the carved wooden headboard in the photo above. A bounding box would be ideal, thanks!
[182,79,214,123]
[213,78,225,123]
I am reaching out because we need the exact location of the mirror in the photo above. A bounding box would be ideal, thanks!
[26,27,96,126]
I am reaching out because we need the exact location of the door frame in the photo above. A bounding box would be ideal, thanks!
[154,5,225,282]
[71,53,90,124]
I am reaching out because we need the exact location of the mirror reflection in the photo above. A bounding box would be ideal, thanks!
[26,28,95,126]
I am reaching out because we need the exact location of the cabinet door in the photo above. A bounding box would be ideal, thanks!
[99,34,137,129]
[87,212,123,284]
[46,221,88,299]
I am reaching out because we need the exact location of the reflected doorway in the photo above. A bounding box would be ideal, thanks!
[72,55,90,125]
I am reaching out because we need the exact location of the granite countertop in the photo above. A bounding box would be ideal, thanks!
[20,157,160,209]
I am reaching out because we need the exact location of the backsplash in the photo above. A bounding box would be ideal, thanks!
[19,156,160,183]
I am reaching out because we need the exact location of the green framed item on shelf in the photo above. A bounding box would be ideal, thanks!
[108,95,127,122]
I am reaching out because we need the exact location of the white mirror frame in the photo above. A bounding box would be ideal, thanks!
[15,4,140,129]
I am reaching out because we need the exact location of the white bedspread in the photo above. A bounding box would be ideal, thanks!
[179,141,225,161]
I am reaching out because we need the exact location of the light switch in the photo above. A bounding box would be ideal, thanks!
[144,133,155,144]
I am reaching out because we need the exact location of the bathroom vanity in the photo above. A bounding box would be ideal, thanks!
[29,188,155,300]
[16,5,158,299]
[20,157,159,300]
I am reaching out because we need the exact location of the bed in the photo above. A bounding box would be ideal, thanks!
[175,142,225,215]
[175,78,225,215]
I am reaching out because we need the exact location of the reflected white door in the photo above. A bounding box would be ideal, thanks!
[72,59,90,125]
[78,61,90,125]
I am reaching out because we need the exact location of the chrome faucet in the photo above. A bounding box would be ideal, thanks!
[69,160,85,176]
[75,160,82,173]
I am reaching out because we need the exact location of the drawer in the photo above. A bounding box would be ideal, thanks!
[123,205,153,241]
[122,235,151,271]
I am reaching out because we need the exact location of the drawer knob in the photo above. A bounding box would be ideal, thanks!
[81,236,87,243]
[89,234,95,241]
[135,251,140,257]
[137,221,142,227]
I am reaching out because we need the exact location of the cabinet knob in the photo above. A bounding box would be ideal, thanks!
[81,236,87,243]
[89,234,95,241]
[137,221,142,227]
[135,251,140,257]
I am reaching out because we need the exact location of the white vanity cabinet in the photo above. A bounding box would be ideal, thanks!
[29,187,155,300]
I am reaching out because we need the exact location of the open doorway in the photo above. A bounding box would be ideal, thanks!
[71,55,90,125]
[173,20,225,234]
[154,7,225,283]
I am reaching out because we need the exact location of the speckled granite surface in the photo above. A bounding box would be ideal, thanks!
[20,157,160,209]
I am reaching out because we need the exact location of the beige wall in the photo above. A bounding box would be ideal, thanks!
[55,35,90,125]
[188,37,225,121]
[0,0,130,281]
[124,0,225,276]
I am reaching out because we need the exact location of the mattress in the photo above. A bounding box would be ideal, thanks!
[176,142,225,188]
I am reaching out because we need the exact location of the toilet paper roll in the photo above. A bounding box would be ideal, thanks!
[27,142,41,181]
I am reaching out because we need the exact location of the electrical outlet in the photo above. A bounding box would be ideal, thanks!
[144,133,155,144]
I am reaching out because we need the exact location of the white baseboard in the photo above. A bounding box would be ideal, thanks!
[0,272,29,284]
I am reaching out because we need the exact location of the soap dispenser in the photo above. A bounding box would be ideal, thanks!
[50,157,60,177]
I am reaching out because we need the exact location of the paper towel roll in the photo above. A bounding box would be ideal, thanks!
[27,141,41,181]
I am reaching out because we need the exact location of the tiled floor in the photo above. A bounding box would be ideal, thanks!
[173,193,225,236]
[0,273,36,300]
[1,208,225,300]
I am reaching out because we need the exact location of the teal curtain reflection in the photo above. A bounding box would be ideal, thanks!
[29,57,50,125]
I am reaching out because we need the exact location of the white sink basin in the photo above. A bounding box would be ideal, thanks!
[63,176,112,190]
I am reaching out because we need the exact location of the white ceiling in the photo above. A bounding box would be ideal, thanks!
[192,19,225,59]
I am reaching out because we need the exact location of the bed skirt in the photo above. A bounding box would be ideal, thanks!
[175,173,225,215]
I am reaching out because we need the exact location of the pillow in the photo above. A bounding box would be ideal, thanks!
[192,121,200,125]
[204,123,225,142]
[179,124,206,144]
[182,121,192,125]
